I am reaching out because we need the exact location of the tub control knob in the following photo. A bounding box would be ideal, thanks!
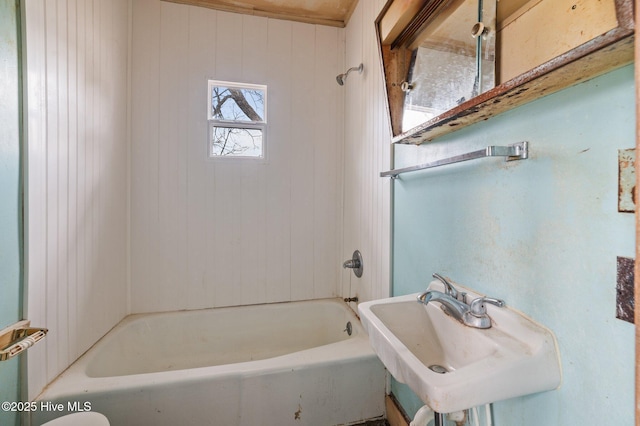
[342,250,363,278]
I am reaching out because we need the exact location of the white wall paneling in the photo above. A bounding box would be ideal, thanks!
[130,1,345,312]
[24,0,130,398]
[264,17,293,304]
[342,0,392,305]
[23,0,391,398]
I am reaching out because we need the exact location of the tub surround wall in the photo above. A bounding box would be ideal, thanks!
[342,0,392,304]
[22,0,390,402]
[24,0,130,398]
[130,0,344,312]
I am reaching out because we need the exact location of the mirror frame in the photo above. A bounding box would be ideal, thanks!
[376,0,635,144]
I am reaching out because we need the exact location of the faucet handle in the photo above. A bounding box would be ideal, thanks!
[343,250,363,278]
[469,297,505,316]
[432,273,458,299]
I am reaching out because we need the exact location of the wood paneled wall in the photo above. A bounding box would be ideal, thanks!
[341,0,392,305]
[130,0,345,312]
[24,0,130,398]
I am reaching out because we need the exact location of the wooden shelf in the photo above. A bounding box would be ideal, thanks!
[394,27,634,144]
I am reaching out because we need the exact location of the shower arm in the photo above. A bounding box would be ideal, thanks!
[336,63,364,85]
[345,64,363,75]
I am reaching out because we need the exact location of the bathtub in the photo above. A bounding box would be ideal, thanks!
[32,299,386,426]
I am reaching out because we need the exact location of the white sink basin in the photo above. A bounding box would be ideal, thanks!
[358,280,561,413]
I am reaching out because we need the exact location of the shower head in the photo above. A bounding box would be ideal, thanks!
[336,63,364,86]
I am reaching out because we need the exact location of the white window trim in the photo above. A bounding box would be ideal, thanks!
[207,80,267,161]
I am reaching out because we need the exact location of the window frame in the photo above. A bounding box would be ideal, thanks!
[207,80,267,161]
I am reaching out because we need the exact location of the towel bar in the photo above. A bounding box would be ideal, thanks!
[380,141,529,179]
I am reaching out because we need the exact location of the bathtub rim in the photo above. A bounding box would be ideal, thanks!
[34,297,377,402]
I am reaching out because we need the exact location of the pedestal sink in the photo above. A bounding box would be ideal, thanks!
[358,280,561,413]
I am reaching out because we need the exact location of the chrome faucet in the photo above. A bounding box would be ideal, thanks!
[417,277,505,329]
[432,273,466,302]
[417,290,469,323]
[466,296,506,328]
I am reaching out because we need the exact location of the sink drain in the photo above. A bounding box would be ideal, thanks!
[428,364,448,374]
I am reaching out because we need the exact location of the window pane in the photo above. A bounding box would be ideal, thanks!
[210,126,263,158]
[210,85,265,123]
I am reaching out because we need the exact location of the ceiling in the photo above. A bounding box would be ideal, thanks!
[162,0,360,27]
[161,0,534,28]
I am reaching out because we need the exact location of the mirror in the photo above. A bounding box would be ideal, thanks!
[377,0,497,136]
[402,0,496,131]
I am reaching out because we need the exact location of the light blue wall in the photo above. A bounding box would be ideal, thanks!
[392,65,635,424]
[0,1,23,425]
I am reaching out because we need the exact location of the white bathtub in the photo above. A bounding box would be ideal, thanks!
[33,299,386,426]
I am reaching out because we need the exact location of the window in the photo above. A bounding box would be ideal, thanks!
[207,80,267,159]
